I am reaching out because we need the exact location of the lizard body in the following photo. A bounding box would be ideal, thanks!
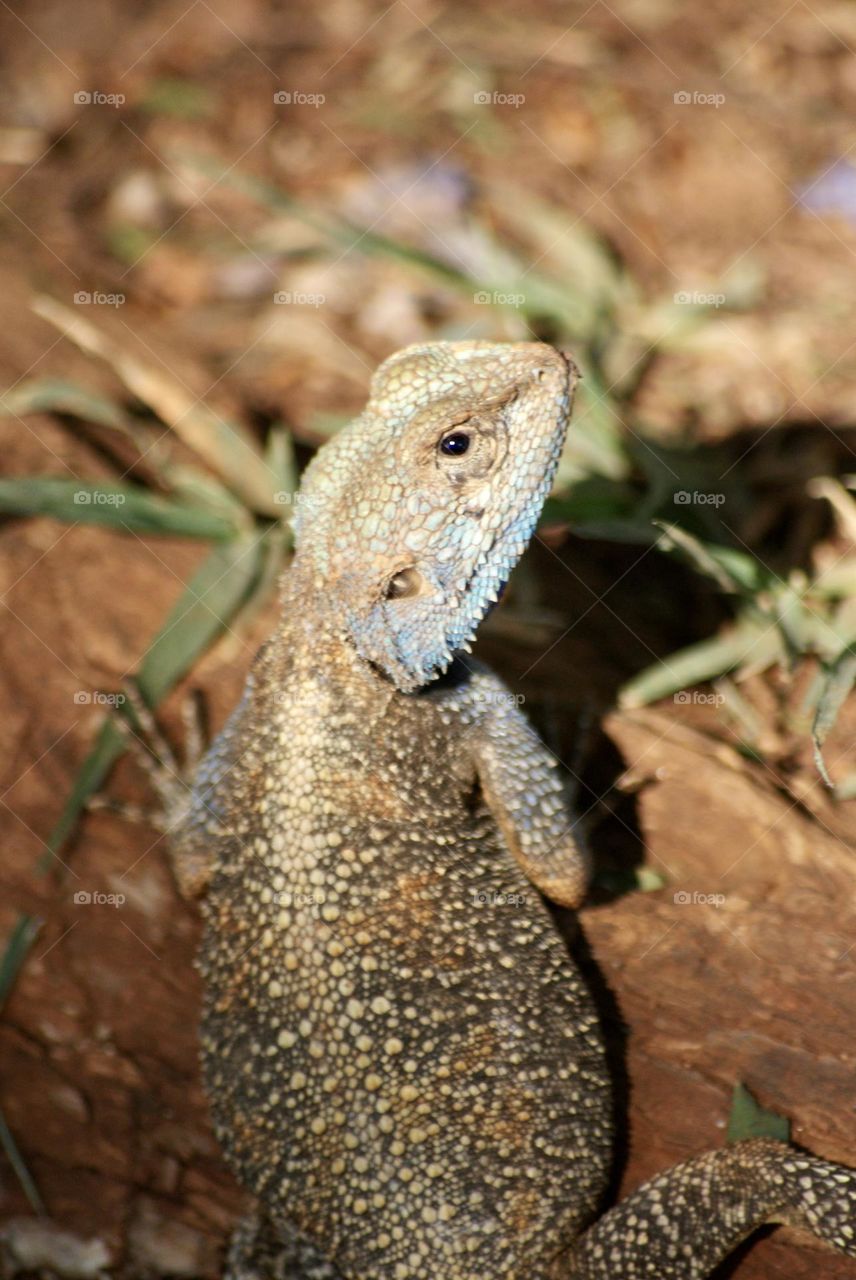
[167,341,856,1278]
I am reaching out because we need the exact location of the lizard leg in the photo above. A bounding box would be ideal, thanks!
[465,670,588,908]
[224,1209,343,1280]
[568,1138,856,1278]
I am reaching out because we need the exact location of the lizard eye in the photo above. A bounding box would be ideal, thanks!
[439,431,471,456]
[433,417,501,481]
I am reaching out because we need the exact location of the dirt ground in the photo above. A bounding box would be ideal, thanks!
[1,1,856,1277]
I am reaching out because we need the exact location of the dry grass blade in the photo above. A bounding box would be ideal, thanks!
[31,295,280,517]
[618,618,784,709]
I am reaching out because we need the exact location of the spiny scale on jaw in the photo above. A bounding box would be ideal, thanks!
[291,340,577,692]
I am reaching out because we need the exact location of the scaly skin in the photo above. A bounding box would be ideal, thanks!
[167,341,856,1279]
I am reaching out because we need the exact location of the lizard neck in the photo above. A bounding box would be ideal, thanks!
[270,556,391,699]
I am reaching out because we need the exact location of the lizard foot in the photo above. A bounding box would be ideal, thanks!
[103,679,207,833]
[87,679,218,900]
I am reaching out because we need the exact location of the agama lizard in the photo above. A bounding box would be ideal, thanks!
[153,341,856,1278]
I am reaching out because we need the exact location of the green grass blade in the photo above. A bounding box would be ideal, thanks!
[542,475,640,528]
[488,185,630,304]
[812,649,856,789]
[0,477,241,539]
[44,537,268,865]
[0,916,45,1212]
[654,522,767,595]
[40,719,125,872]
[0,377,134,432]
[556,361,632,482]
[264,424,299,513]
[135,534,267,707]
[0,1106,45,1214]
[180,159,469,286]
[727,1083,790,1145]
[619,617,783,709]
[178,157,636,484]
[140,77,215,120]
[0,915,41,1011]
[160,466,253,529]
[224,524,291,635]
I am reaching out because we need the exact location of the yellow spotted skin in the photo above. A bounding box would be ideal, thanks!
[198,648,610,1279]
[171,343,856,1279]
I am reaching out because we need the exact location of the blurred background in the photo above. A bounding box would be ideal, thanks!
[1,1,856,1276]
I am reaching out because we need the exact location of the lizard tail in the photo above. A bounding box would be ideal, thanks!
[568,1138,856,1278]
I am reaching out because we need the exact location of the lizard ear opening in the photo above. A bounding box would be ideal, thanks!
[384,567,431,600]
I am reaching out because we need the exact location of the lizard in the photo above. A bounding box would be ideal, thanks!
[148,339,856,1279]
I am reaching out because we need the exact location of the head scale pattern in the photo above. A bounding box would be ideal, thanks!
[292,340,578,691]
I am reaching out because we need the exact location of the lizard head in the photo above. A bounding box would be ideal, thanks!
[293,340,578,691]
